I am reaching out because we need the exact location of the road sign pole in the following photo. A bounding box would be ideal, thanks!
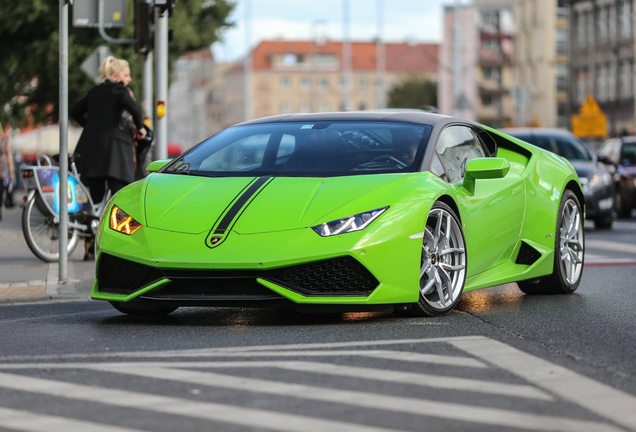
[154,6,168,160]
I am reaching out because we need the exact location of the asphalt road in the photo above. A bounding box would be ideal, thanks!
[0,219,634,431]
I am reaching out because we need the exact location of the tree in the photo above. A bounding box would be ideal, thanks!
[387,76,438,111]
[0,0,235,129]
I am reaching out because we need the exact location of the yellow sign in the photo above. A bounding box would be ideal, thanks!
[571,95,607,138]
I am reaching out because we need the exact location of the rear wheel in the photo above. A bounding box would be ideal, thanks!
[406,202,467,317]
[518,189,584,295]
[109,301,178,317]
[22,195,80,263]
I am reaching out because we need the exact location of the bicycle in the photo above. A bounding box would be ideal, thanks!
[20,154,109,262]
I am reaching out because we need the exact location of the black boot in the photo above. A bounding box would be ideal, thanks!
[84,238,95,261]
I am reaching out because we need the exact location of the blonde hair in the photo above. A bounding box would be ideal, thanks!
[98,56,130,83]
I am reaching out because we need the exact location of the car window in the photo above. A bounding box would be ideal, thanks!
[164,121,433,177]
[620,141,636,166]
[435,125,487,183]
[508,132,591,162]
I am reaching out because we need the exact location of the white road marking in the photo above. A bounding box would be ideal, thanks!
[0,360,549,400]
[0,406,144,432]
[92,365,622,432]
[0,372,400,432]
[451,338,636,432]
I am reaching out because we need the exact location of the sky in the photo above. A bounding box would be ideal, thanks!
[212,0,448,62]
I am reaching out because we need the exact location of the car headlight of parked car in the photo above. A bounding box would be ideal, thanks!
[312,207,388,237]
[580,172,612,193]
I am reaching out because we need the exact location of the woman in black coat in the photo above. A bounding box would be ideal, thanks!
[70,57,146,205]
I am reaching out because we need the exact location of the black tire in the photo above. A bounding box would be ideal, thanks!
[403,201,467,317]
[615,188,632,219]
[593,214,613,230]
[109,301,178,317]
[22,195,80,263]
[518,189,584,295]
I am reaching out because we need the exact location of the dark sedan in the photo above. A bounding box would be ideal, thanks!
[596,136,636,219]
[503,128,614,229]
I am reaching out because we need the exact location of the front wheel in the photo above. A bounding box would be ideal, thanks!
[22,195,80,263]
[518,189,584,295]
[405,202,467,317]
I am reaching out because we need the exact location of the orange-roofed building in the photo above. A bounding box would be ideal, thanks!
[218,39,439,131]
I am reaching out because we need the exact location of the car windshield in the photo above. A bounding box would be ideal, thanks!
[512,133,592,162]
[163,121,432,177]
[620,141,636,166]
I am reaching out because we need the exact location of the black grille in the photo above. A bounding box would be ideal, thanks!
[515,241,542,265]
[98,254,164,294]
[97,253,378,297]
[266,256,378,295]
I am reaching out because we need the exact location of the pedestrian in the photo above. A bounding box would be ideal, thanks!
[71,56,147,203]
[70,56,147,259]
[0,122,16,222]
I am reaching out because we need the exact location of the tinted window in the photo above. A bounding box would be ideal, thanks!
[164,121,433,177]
[512,133,592,161]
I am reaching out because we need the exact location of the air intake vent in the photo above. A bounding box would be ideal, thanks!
[515,241,542,265]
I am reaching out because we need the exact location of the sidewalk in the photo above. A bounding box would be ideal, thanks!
[0,204,94,304]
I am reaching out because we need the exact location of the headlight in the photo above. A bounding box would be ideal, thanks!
[312,207,388,237]
[582,172,612,192]
[109,205,142,235]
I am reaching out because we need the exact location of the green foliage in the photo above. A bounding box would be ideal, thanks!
[0,0,235,129]
[387,76,438,111]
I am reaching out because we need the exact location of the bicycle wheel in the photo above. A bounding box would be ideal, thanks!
[22,195,81,262]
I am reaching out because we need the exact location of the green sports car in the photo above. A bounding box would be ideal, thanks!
[92,111,585,317]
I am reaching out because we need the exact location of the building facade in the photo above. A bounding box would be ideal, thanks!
[569,0,636,136]
[439,1,515,128]
[218,40,439,131]
[514,0,570,128]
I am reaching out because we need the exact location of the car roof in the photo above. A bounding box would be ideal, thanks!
[237,111,478,129]
[500,127,578,138]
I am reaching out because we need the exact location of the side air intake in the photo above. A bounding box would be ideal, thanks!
[515,241,542,265]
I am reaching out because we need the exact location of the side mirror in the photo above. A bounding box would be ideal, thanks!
[463,157,510,195]
[145,159,171,173]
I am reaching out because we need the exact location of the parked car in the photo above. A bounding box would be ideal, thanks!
[596,136,636,218]
[502,127,614,229]
[93,111,585,317]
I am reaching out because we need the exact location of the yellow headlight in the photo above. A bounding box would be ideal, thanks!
[109,206,142,235]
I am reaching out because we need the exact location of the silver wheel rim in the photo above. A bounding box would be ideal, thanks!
[420,208,467,310]
[559,198,584,285]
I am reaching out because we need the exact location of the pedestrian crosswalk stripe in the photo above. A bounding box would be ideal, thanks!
[0,406,144,432]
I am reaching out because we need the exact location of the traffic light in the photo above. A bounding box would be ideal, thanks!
[134,0,153,54]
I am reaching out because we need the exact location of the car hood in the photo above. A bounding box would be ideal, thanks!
[570,160,606,179]
[140,173,417,234]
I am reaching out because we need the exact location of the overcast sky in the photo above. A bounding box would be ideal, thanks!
[212,0,449,62]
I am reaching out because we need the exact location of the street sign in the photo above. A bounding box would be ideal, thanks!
[73,0,127,28]
[571,95,607,138]
[80,45,114,83]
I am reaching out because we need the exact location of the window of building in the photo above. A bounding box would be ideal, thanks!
[483,66,501,83]
[609,4,617,42]
[556,63,568,92]
[608,60,617,101]
[575,69,587,104]
[280,101,292,114]
[576,11,587,46]
[598,6,609,42]
[280,76,292,90]
[319,77,329,92]
[620,60,633,98]
[619,0,632,39]
[556,28,568,55]
[596,64,608,102]
[481,10,500,33]
[300,77,311,92]
[358,78,368,91]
